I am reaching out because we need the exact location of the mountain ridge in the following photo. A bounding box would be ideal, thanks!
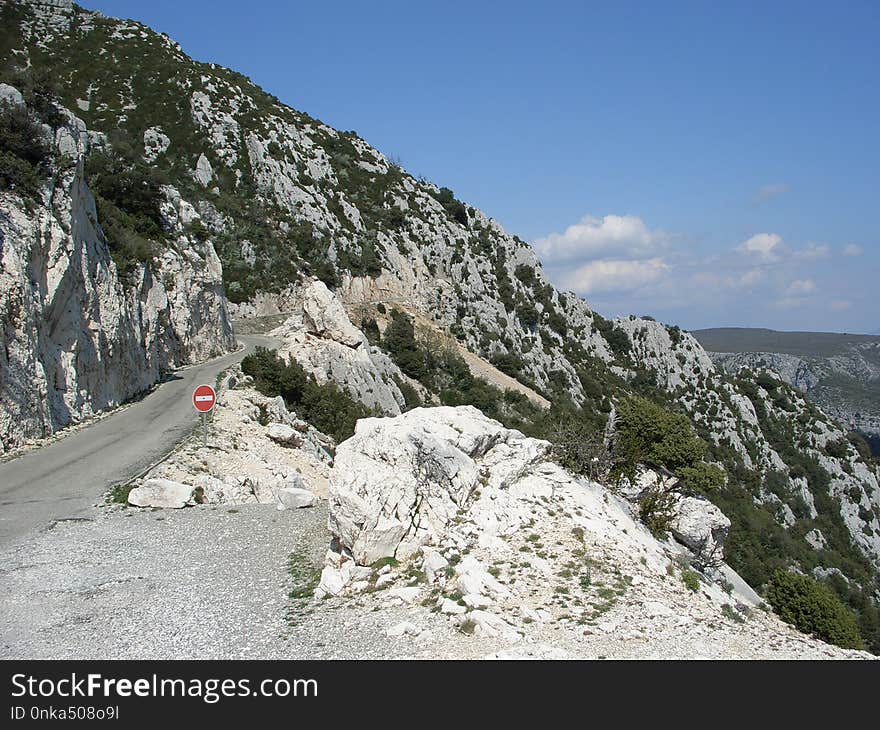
[1,0,879,651]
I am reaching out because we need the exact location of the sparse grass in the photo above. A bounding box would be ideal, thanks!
[370,556,399,570]
[721,603,745,624]
[286,551,321,612]
[106,482,135,505]
[681,569,701,593]
[458,618,476,635]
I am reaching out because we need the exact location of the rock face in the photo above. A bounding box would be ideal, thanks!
[0,88,235,452]
[271,279,409,415]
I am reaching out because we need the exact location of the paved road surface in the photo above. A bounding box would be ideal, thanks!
[0,335,276,548]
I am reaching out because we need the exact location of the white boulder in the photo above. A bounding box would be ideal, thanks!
[275,486,317,510]
[670,496,731,559]
[127,478,200,509]
[266,423,301,446]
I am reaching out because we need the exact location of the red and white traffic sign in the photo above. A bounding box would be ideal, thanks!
[192,384,216,413]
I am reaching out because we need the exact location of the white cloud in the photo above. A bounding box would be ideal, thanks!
[796,243,830,260]
[843,244,863,257]
[534,214,666,263]
[774,297,808,310]
[830,299,852,311]
[734,268,765,288]
[738,233,782,261]
[785,278,816,296]
[558,258,670,294]
[753,183,790,203]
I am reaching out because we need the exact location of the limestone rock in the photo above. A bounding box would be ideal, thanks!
[300,279,363,348]
[194,153,214,186]
[128,479,200,509]
[670,496,731,559]
[275,486,316,510]
[0,89,234,453]
[266,423,301,446]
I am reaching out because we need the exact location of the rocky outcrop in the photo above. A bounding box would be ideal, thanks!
[0,88,235,451]
[272,279,409,415]
[318,407,752,605]
[316,406,774,650]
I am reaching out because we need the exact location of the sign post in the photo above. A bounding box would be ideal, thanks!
[192,384,216,447]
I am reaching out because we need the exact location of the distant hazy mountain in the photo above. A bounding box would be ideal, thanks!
[694,327,880,455]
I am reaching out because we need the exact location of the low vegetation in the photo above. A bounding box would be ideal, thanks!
[766,569,863,650]
[241,347,371,442]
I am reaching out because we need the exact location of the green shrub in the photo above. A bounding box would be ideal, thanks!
[639,487,677,539]
[0,100,50,201]
[514,263,536,287]
[85,149,166,277]
[681,569,701,593]
[679,462,726,493]
[241,347,370,442]
[382,309,427,379]
[613,396,707,477]
[516,304,539,328]
[434,186,468,226]
[766,570,863,650]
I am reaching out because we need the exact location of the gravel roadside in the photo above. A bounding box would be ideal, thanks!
[0,501,870,660]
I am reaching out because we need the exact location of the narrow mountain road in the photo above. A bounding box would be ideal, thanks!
[0,334,277,549]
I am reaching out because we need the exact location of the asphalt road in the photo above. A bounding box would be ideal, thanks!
[0,335,277,549]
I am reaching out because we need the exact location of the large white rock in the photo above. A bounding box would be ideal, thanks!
[300,279,363,348]
[128,479,199,509]
[194,153,214,186]
[275,486,317,510]
[327,406,547,569]
[670,496,731,558]
[266,423,301,446]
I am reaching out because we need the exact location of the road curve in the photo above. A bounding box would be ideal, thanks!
[0,335,277,549]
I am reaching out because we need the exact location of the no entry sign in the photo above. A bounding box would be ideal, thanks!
[192,384,216,413]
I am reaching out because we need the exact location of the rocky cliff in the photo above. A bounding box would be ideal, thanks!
[706,345,880,452]
[0,80,234,450]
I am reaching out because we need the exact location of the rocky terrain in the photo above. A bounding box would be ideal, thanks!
[695,328,880,453]
[0,398,870,660]
[0,78,235,451]
[1,0,879,657]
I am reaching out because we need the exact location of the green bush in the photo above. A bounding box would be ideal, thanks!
[85,149,166,277]
[434,186,468,226]
[0,100,50,201]
[516,304,539,328]
[681,569,700,593]
[639,487,677,539]
[766,570,863,650]
[613,396,707,477]
[382,310,428,380]
[679,462,726,493]
[241,347,370,442]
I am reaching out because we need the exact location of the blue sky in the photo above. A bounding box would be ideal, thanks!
[89,0,879,333]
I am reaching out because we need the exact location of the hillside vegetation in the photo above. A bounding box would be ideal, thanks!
[2,0,879,653]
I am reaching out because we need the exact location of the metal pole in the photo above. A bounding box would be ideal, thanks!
[202,411,207,448]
